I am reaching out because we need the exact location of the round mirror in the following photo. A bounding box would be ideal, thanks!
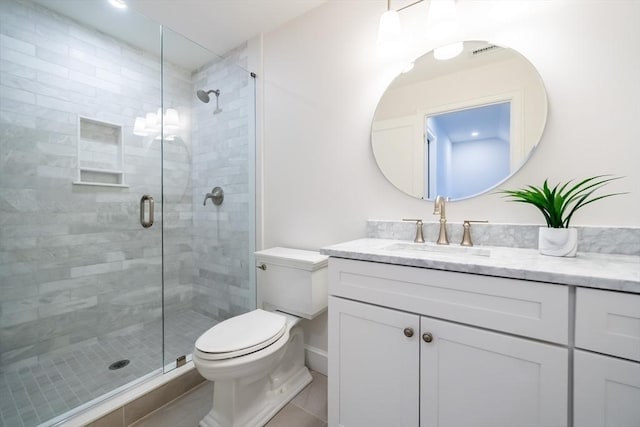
[371,41,547,201]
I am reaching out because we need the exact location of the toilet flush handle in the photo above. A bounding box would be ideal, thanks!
[257,263,267,271]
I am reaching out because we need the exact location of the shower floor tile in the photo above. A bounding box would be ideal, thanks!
[0,310,215,427]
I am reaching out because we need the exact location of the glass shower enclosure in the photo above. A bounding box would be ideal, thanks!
[0,1,256,426]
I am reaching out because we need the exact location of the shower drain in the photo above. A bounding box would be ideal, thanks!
[108,359,130,370]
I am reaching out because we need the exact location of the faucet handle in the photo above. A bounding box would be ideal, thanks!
[402,219,425,243]
[460,220,488,247]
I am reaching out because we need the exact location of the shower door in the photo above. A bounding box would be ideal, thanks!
[0,1,257,426]
[0,1,165,426]
[161,28,258,370]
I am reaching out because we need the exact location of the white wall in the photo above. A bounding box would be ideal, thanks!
[261,0,639,253]
[450,137,510,199]
[125,0,640,368]
[259,0,640,356]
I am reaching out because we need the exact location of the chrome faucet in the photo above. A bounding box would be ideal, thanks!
[402,219,425,243]
[433,195,449,245]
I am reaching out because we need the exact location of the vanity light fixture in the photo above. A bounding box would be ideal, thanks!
[377,0,404,57]
[133,109,182,139]
[378,0,462,61]
[426,0,460,40]
[429,0,463,60]
[108,0,127,9]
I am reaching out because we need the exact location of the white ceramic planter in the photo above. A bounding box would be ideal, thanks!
[538,227,578,257]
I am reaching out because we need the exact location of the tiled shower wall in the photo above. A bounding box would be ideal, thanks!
[0,0,194,368]
[190,45,254,320]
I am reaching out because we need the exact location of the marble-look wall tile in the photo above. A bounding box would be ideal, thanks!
[0,0,190,367]
[1,0,253,373]
[190,44,253,321]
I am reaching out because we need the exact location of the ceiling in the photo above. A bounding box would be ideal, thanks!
[128,0,328,59]
[432,102,511,144]
[30,0,327,71]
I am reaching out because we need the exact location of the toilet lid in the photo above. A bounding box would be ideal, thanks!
[195,309,287,360]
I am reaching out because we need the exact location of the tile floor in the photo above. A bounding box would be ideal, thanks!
[0,310,216,427]
[131,370,328,427]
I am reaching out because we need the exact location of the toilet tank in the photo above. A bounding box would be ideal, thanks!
[255,247,328,320]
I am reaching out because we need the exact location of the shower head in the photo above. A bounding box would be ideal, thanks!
[197,88,222,114]
[196,89,220,103]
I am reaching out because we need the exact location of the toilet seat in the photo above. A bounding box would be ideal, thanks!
[195,309,287,360]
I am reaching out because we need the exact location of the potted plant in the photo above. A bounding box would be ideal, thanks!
[500,175,625,257]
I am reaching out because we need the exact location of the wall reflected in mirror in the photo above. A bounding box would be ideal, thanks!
[371,41,547,201]
[427,101,510,199]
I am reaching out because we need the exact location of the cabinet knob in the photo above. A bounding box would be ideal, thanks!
[422,332,433,343]
[403,327,414,338]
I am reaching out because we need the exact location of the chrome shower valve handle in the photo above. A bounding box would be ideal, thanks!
[203,186,224,206]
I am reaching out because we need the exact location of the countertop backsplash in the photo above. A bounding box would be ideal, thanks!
[366,220,640,256]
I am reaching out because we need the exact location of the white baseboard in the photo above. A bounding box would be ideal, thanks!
[304,344,328,376]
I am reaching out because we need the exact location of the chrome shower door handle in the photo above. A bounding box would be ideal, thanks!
[140,195,154,228]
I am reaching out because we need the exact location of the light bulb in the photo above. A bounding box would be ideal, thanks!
[434,41,463,60]
[378,10,402,45]
[402,62,415,73]
[133,117,148,136]
[144,112,158,132]
[108,0,127,10]
[164,108,180,132]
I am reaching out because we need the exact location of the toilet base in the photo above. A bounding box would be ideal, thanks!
[199,366,312,427]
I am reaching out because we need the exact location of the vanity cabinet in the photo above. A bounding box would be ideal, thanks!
[328,258,569,427]
[573,288,640,427]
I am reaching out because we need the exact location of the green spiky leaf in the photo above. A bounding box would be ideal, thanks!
[499,175,626,228]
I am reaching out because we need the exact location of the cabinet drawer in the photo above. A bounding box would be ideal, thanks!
[329,258,569,344]
[575,287,640,361]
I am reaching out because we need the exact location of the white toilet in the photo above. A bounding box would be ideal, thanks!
[193,247,328,427]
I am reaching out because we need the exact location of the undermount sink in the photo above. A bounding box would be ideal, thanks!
[383,242,491,257]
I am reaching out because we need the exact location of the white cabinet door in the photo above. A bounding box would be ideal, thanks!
[328,296,420,427]
[574,350,640,427]
[420,317,568,427]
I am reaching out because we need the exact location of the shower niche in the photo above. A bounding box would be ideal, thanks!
[74,116,127,187]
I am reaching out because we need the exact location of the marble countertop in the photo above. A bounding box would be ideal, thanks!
[320,239,640,294]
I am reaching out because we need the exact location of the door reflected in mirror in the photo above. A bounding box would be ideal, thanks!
[426,102,510,199]
[371,41,547,201]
